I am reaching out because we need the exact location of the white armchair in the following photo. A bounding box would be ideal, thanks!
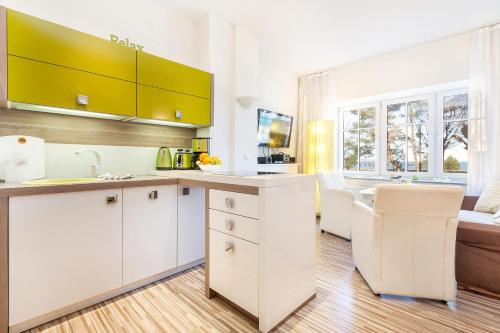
[316,171,353,240]
[352,184,464,301]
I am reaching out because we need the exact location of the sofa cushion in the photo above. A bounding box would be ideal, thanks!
[458,210,496,225]
[474,181,500,213]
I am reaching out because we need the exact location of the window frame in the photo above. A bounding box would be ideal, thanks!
[336,84,469,180]
[381,94,435,177]
[338,102,380,176]
[436,88,469,179]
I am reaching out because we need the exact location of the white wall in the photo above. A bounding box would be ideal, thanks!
[334,32,472,102]
[258,59,299,158]
[0,0,201,68]
[196,16,299,170]
[196,15,236,169]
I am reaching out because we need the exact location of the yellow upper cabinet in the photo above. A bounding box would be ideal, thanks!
[7,10,136,82]
[138,85,211,126]
[8,55,136,117]
[138,52,212,99]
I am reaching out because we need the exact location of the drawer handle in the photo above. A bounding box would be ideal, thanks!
[106,195,118,204]
[225,241,233,252]
[148,190,158,200]
[225,219,234,231]
[76,94,89,106]
[225,197,234,209]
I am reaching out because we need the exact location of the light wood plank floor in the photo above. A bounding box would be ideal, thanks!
[28,230,500,333]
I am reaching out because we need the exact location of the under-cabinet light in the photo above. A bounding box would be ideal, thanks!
[8,102,129,121]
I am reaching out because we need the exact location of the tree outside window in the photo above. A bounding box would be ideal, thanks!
[342,107,376,171]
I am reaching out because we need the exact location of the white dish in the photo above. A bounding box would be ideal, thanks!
[198,164,222,171]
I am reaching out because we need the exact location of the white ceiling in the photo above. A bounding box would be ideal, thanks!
[160,0,500,75]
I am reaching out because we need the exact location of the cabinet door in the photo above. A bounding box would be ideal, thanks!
[9,190,123,326]
[178,186,205,266]
[138,84,211,126]
[209,229,259,317]
[123,185,178,285]
[7,9,136,82]
[138,52,211,99]
[8,55,136,117]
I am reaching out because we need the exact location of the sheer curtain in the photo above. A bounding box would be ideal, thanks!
[297,72,336,175]
[467,24,500,195]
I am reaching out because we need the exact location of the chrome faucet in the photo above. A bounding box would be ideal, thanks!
[74,149,102,177]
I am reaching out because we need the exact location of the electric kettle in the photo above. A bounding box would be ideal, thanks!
[156,147,172,170]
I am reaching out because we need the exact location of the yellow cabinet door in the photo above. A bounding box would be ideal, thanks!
[138,52,212,99]
[8,55,136,117]
[138,85,211,126]
[7,10,136,82]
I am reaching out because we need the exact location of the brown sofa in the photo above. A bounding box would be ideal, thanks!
[456,196,500,298]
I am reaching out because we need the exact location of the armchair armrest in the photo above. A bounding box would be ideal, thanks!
[351,201,382,293]
[320,187,354,202]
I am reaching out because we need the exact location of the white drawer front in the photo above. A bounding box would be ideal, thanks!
[209,209,258,244]
[209,189,259,218]
[209,229,258,317]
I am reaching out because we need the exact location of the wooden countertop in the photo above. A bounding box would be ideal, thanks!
[0,171,314,197]
[0,176,179,197]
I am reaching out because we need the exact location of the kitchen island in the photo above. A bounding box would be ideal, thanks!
[0,171,316,333]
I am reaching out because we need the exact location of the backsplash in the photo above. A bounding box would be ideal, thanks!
[0,108,196,148]
[0,143,181,180]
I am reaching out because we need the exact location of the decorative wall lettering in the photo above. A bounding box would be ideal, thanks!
[109,34,144,51]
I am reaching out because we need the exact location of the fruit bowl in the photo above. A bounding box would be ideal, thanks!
[198,164,222,171]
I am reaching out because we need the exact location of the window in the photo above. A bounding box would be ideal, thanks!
[383,96,432,174]
[341,105,377,172]
[439,91,468,174]
[339,87,468,179]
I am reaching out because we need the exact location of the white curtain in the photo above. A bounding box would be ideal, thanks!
[467,24,500,195]
[297,72,336,175]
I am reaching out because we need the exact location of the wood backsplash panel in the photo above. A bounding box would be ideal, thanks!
[0,108,196,147]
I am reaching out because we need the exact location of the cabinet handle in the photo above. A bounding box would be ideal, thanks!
[225,219,234,231]
[225,241,233,252]
[225,197,234,209]
[76,94,89,106]
[148,190,158,200]
[106,195,118,204]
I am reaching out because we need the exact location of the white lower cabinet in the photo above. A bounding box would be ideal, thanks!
[9,190,123,326]
[123,185,178,285]
[177,186,205,266]
[209,229,259,317]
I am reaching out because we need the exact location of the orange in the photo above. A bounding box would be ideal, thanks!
[199,153,209,161]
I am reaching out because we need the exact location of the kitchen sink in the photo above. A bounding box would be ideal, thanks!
[22,178,103,185]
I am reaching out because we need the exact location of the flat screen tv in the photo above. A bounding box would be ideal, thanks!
[257,109,293,148]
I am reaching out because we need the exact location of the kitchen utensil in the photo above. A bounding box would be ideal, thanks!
[0,135,45,183]
[192,138,211,169]
[156,147,172,170]
[174,149,193,170]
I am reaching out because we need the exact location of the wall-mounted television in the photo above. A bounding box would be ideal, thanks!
[257,109,293,148]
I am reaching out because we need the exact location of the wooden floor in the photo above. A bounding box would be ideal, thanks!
[28,230,500,333]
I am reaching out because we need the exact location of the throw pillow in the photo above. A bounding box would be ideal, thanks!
[474,181,500,213]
